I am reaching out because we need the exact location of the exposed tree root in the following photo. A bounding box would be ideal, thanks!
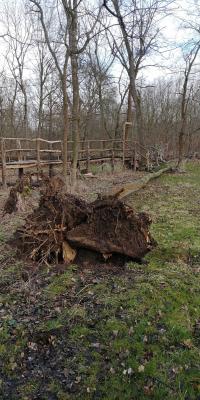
[12,176,157,266]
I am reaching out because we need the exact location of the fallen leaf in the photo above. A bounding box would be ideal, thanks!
[110,367,115,374]
[182,339,193,349]
[138,365,145,373]
[91,342,100,349]
[143,335,148,343]
[127,367,133,375]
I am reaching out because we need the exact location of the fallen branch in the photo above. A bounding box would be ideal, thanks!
[113,164,174,200]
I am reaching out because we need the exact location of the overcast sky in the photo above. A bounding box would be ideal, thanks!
[0,0,199,84]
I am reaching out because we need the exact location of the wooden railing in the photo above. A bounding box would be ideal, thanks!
[0,137,167,187]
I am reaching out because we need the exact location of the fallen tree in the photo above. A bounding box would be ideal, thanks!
[12,176,157,265]
[115,165,174,199]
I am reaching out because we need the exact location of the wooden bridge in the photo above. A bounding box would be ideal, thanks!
[0,137,166,186]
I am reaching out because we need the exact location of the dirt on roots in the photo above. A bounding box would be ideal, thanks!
[10,176,156,266]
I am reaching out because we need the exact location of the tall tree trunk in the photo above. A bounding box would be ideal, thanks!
[62,75,68,180]
[10,82,18,136]
[71,53,79,187]
[178,121,186,167]
[177,74,188,169]
[38,90,43,138]
[178,95,187,169]
[129,73,145,148]
[125,87,133,141]
[104,1,145,148]
[48,92,53,140]
[38,66,44,138]
[69,0,80,188]
[22,84,28,137]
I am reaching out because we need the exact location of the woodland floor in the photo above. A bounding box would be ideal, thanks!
[0,162,199,400]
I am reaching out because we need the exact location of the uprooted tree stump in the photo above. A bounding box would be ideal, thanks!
[12,176,157,266]
[4,175,33,214]
[4,173,50,215]
[67,196,156,261]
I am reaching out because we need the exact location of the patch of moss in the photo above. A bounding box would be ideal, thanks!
[45,270,75,298]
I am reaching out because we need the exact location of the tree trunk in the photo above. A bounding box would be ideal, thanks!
[38,91,43,139]
[10,82,18,136]
[125,87,133,142]
[22,84,28,137]
[69,0,80,188]
[71,54,79,187]
[62,77,68,180]
[49,92,53,140]
[129,74,145,148]
[38,69,44,139]
[177,79,187,170]
[106,1,145,148]
[177,117,186,169]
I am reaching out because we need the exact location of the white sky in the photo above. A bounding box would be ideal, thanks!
[0,0,199,85]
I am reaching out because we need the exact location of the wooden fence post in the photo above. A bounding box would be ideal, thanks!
[111,141,115,172]
[86,140,90,172]
[36,138,41,178]
[1,138,7,188]
[61,141,63,163]
[146,150,150,172]
[16,139,23,178]
[48,142,54,177]
[134,143,137,172]
[16,139,22,162]
[122,125,126,168]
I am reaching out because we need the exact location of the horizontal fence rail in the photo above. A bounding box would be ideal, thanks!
[0,137,168,187]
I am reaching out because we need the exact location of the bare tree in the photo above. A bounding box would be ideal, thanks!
[88,34,116,141]
[29,0,70,178]
[103,0,172,149]
[3,2,32,137]
[29,0,101,185]
[32,24,54,139]
[177,43,200,169]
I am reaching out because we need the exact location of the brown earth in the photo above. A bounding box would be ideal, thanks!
[6,174,156,266]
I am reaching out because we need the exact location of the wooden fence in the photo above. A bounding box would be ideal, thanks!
[0,137,167,187]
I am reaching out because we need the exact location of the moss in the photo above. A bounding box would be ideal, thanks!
[47,381,71,400]
[38,317,64,332]
[18,380,39,398]
[45,270,75,298]
[0,262,23,288]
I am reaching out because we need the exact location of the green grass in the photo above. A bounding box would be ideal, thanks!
[44,269,75,297]
[0,161,200,399]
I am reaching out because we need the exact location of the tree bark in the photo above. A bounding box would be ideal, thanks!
[125,87,133,141]
[129,70,145,148]
[62,75,68,180]
[68,0,80,188]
